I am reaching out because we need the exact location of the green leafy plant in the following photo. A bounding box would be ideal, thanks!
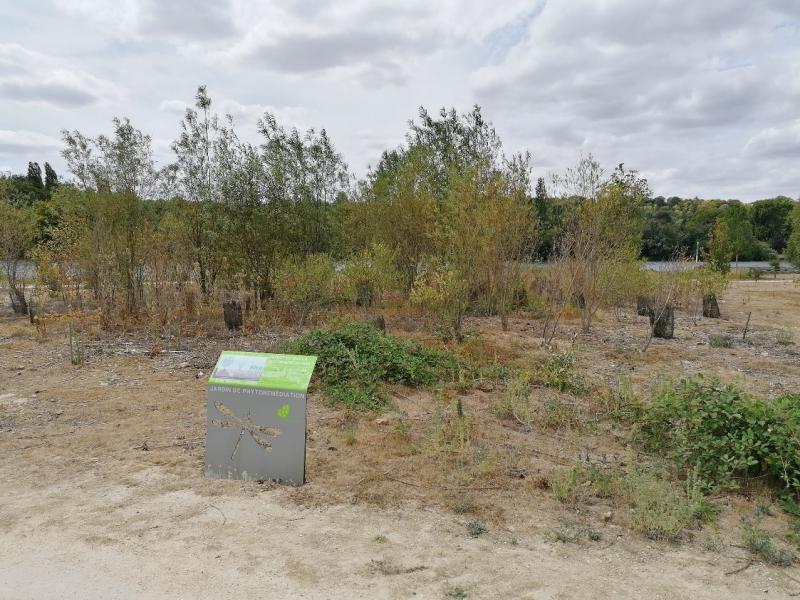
[638,378,800,494]
[284,320,460,410]
[535,353,588,395]
[466,519,488,538]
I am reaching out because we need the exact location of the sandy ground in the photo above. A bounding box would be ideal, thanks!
[2,277,800,599]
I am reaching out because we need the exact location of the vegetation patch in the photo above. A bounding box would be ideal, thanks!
[638,378,800,494]
[284,320,460,410]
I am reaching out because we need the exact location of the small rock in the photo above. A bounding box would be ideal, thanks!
[603,511,613,522]
[374,417,390,425]
[195,371,204,379]
[179,361,190,369]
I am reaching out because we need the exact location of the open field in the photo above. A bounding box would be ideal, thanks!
[2,277,800,599]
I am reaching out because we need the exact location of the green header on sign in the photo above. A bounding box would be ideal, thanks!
[208,351,317,391]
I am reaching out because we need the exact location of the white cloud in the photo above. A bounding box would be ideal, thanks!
[0,44,120,108]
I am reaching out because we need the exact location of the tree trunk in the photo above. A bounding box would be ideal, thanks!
[648,305,674,339]
[222,300,243,331]
[9,288,28,315]
[702,294,720,318]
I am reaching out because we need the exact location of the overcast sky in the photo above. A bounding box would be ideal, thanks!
[1,0,798,200]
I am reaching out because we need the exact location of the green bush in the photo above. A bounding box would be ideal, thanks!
[638,378,800,493]
[284,320,460,410]
[271,253,335,323]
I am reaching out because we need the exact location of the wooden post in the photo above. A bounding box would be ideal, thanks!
[742,311,752,342]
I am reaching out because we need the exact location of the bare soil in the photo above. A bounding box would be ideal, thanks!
[2,277,800,599]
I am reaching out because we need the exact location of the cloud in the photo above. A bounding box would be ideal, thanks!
[0,130,61,153]
[0,44,119,108]
[744,120,800,159]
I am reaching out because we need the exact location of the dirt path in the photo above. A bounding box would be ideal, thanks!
[3,280,800,598]
[0,464,789,600]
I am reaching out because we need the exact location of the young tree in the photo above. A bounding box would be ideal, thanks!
[62,117,161,198]
[26,162,43,190]
[786,203,800,268]
[556,164,647,333]
[44,162,58,194]
[705,219,733,273]
[0,204,35,314]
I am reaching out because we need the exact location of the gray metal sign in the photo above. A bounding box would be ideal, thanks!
[205,352,316,485]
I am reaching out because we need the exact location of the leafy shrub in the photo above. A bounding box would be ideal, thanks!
[493,375,533,426]
[409,261,469,341]
[638,378,800,493]
[708,334,733,348]
[338,243,399,308]
[284,320,460,410]
[271,253,335,323]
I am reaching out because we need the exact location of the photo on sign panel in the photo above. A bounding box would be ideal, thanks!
[211,354,267,382]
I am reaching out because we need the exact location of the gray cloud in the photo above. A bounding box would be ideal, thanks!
[0,1,797,199]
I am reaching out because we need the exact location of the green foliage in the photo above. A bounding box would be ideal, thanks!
[551,464,714,541]
[270,253,335,323]
[339,243,399,308]
[705,219,733,272]
[536,353,588,395]
[284,321,459,410]
[638,378,800,493]
[445,587,467,599]
[618,468,714,541]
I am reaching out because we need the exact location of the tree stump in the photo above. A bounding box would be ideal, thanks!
[222,300,243,331]
[702,294,720,318]
[648,305,674,339]
[636,296,651,316]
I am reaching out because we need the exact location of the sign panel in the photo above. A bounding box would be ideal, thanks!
[205,351,316,485]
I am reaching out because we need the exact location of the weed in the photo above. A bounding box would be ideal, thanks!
[741,519,795,566]
[599,375,642,424]
[493,375,533,427]
[776,330,794,346]
[466,519,488,538]
[535,353,588,395]
[285,320,460,410]
[445,587,467,599]
[373,534,388,544]
[618,468,714,542]
[428,398,474,456]
[538,396,584,431]
[452,497,475,514]
[342,426,358,446]
[708,334,733,348]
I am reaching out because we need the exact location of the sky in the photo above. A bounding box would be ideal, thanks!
[0,0,799,201]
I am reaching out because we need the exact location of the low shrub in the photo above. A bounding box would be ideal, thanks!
[535,352,588,395]
[708,334,733,348]
[741,519,795,566]
[284,320,460,410]
[638,378,800,494]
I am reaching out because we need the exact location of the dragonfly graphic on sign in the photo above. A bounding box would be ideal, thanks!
[211,400,282,460]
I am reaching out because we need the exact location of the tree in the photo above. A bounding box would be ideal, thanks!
[62,117,161,198]
[705,219,733,273]
[556,163,647,333]
[26,162,43,190]
[786,203,800,268]
[722,203,754,268]
[749,196,794,252]
[0,204,35,314]
[44,162,59,194]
